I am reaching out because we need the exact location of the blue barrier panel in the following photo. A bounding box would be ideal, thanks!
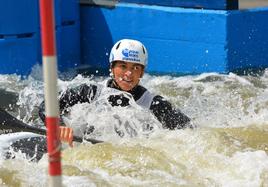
[55,22,81,72]
[227,7,268,73]
[0,33,41,75]
[118,0,238,10]
[81,3,229,74]
[0,0,80,75]
[0,0,39,35]
[0,0,79,34]
[54,0,80,26]
[47,0,81,72]
[81,3,268,75]
[39,0,81,72]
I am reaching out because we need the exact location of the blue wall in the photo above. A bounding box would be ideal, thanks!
[0,0,80,75]
[0,0,40,75]
[1,1,268,76]
[81,3,228,75]
[227,8,268,72]
[80,3,268,75]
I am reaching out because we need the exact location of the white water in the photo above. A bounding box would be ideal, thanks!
[0,67,268,186]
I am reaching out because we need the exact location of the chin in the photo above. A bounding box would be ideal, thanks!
[120,84,133,91]
[121,87,132,91]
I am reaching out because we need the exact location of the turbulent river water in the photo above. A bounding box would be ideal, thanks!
[0,67,268,187]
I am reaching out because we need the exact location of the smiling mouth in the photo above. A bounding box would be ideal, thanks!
[123,79,132,83]
[119,77,132,83]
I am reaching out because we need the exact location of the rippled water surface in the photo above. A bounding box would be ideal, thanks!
[0,67,268,186]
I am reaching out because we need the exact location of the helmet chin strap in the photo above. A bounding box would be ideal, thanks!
[111,78,122,90]
[109,68,120,89]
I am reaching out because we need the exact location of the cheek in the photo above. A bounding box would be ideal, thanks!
[112,68,119,76]
[112,68,124,80]
[133,72,143,83]
[136,70,144,79]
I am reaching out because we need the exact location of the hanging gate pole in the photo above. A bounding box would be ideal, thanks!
[39,0,62,186]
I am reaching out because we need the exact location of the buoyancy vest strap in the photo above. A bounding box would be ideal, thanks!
[136,90,155,109]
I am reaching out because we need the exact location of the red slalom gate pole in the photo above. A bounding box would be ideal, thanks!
[39,0,62,186]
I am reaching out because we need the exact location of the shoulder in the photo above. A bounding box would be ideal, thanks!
[134,85,147,97]
[59,83,99,103]
[150,95,191,129]
[151,95,172,108]
[62,83,98,95]
[73,83,97,91]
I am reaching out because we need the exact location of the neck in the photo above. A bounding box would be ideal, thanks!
[107,79,145,101]
[111,79,121,90]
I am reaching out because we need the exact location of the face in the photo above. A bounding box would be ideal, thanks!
[112,61,144,91]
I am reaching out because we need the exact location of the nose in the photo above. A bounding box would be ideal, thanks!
[125,70,132,76]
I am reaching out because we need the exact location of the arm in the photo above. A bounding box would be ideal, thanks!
[38,84,97,122]
[38,83,98,146]
[59,84,97,113]
[150,95,191,130]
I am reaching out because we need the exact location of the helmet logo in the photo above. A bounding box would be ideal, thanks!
[122,48,129,57]
[121,48,140,62]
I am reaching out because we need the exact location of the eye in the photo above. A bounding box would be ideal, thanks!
[117,63,127,69]
[133,65,142,71]
[118,64,127,69]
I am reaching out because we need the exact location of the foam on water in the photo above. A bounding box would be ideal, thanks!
[0,67,268,186]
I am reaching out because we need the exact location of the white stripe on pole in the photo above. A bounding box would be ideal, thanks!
[48,176,62,187]
[43,56,60,117]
